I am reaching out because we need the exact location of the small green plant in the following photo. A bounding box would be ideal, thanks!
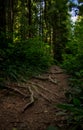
[57,73,83,130]
[57,97,83,130]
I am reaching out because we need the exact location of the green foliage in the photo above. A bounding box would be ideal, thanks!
[57,98,83,129]
[63,16,83,72]
[0,37,53,81]
[59,18,83,130]
[61,75,83,129]
[47,126,59,130]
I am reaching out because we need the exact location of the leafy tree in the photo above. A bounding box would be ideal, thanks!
[0,0,71,82]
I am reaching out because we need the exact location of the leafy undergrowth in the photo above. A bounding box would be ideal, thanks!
[0,37,53,82]
[56,17,83,130]
[0,65,68,130]
[57,59,83,129]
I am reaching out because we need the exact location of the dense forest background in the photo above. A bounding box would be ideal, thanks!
[0,0,83,129]
[0,0,83,79]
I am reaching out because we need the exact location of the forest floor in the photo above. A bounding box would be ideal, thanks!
[0,65,69,130]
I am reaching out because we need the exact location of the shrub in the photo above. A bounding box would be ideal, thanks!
[59,18,83,130]
[0,37,53,81]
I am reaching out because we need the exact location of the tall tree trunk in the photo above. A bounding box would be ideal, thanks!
[0,0,6,48]
[39,0,43,37]
[52,0,69,62]
[7,0,14,43]
[53,27,62,62]
[28,0,32,37]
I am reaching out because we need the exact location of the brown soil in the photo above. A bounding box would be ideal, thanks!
[0,66,69,130]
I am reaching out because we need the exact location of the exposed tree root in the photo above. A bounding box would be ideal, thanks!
[21,80,58,112]
[32,85,51,103]
[3,74,60,112]
[30,82,59,97]
[3,84,28,98]
[48,75,58,84]
[33,75,58,84]
[22,86,34,113]
[47,71,63,74]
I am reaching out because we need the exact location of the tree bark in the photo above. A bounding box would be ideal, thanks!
[28,0,32,37]
[0,0,6,48]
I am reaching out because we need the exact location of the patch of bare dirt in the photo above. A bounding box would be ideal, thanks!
[0,66,69,130]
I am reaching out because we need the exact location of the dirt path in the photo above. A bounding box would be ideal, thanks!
[0,66,69,130]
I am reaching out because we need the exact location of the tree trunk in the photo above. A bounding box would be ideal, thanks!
[7,0,14,43]
[0,0,6,48]
[28,0,32,37]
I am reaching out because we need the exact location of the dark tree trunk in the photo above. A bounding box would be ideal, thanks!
[0,0,6,48]
[53,27,62,62]
[0,0,6,32]
[7,0,14,43]
[28,0,32,37]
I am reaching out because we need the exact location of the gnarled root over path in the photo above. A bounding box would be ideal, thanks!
[2,66,67,114]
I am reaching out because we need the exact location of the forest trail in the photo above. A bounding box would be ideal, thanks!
[0,66,69,130]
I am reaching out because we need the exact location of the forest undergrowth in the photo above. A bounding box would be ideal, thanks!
[57,19,83,130]
[0,0,83,130]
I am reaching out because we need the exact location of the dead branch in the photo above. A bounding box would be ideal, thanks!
[22,86,34,113]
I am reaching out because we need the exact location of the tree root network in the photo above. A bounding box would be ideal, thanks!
[3,75,59,113]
